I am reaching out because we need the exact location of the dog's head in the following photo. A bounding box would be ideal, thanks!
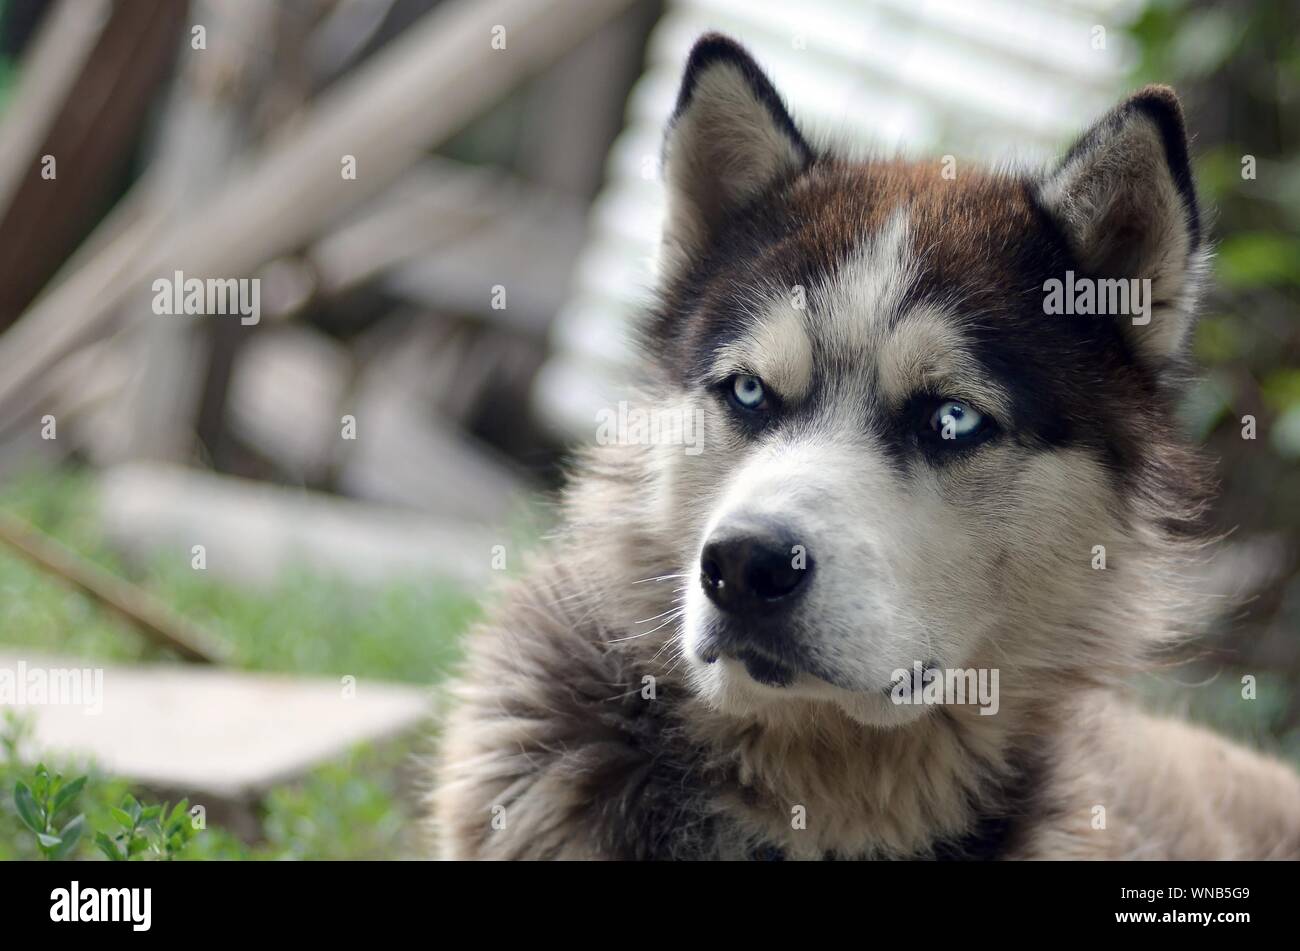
[640,35,1209,728]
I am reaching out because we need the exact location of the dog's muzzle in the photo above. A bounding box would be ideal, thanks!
[696,516,814,685]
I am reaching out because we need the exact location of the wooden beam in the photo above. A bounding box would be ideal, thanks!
[0,0,635,438]
[0,511,229,664]
[0,0,188,328]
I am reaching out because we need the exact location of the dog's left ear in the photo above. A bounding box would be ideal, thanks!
[659,34,812,284]
[1038,86,1204,364]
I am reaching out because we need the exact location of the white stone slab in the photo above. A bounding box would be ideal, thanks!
[0,651,432,800]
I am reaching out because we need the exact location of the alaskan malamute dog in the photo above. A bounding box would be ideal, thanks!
[431,34,1300,859]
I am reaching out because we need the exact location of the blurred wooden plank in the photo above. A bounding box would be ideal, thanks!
[339,309,554,468]
[382,184,586,334]
[1,650,430,805]
[0,0,110,223]
[113,0,279,465]
[283,157,587,334]
[0,0,188,328]
[334,394,527,524]
[99,464,495,589]
[222,318,536,513]
[517,3,658,199]
[308,159,570,297]
[225,326,354,481]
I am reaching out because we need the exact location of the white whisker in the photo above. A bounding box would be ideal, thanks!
[608,609,686,644]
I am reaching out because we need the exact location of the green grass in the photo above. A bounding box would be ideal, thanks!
[0,466,482,859]
[0,468,480,680]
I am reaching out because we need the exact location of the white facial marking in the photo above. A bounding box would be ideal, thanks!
[817,209,916,358]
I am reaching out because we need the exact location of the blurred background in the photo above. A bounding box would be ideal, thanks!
[0,0,1296,859]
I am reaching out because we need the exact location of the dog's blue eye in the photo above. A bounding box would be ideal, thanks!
[930,399,984,440]
[730,374,766,410]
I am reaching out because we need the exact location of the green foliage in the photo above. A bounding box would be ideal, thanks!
[7,756,196,861]
[12,763,85,859]
[1129,1,1250,80]
[1215,232,1300,290]
[1128,0,1300,749]
[94,795,195,861]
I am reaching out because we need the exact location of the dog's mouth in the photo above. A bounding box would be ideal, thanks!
[731,649,797,687]
[697,626,810,689]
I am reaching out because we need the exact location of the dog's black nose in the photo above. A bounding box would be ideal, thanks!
[700,524,811,614]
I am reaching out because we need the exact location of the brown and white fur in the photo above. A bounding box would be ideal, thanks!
[430,34,1300,860]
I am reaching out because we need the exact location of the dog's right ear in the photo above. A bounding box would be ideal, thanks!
[659,35,812,284]
[1038,86,1204,366]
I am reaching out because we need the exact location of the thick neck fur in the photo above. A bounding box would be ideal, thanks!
[685,687,1059,859]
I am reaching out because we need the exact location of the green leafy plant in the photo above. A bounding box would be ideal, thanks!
[6,735,197,862]
[95,795,196,861]
[13,764,86,860]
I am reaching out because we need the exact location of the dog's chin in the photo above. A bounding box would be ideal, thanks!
[686,655,932,728]
[682,613,933,729]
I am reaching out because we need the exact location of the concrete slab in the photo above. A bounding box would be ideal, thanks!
[0,651,432,802]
